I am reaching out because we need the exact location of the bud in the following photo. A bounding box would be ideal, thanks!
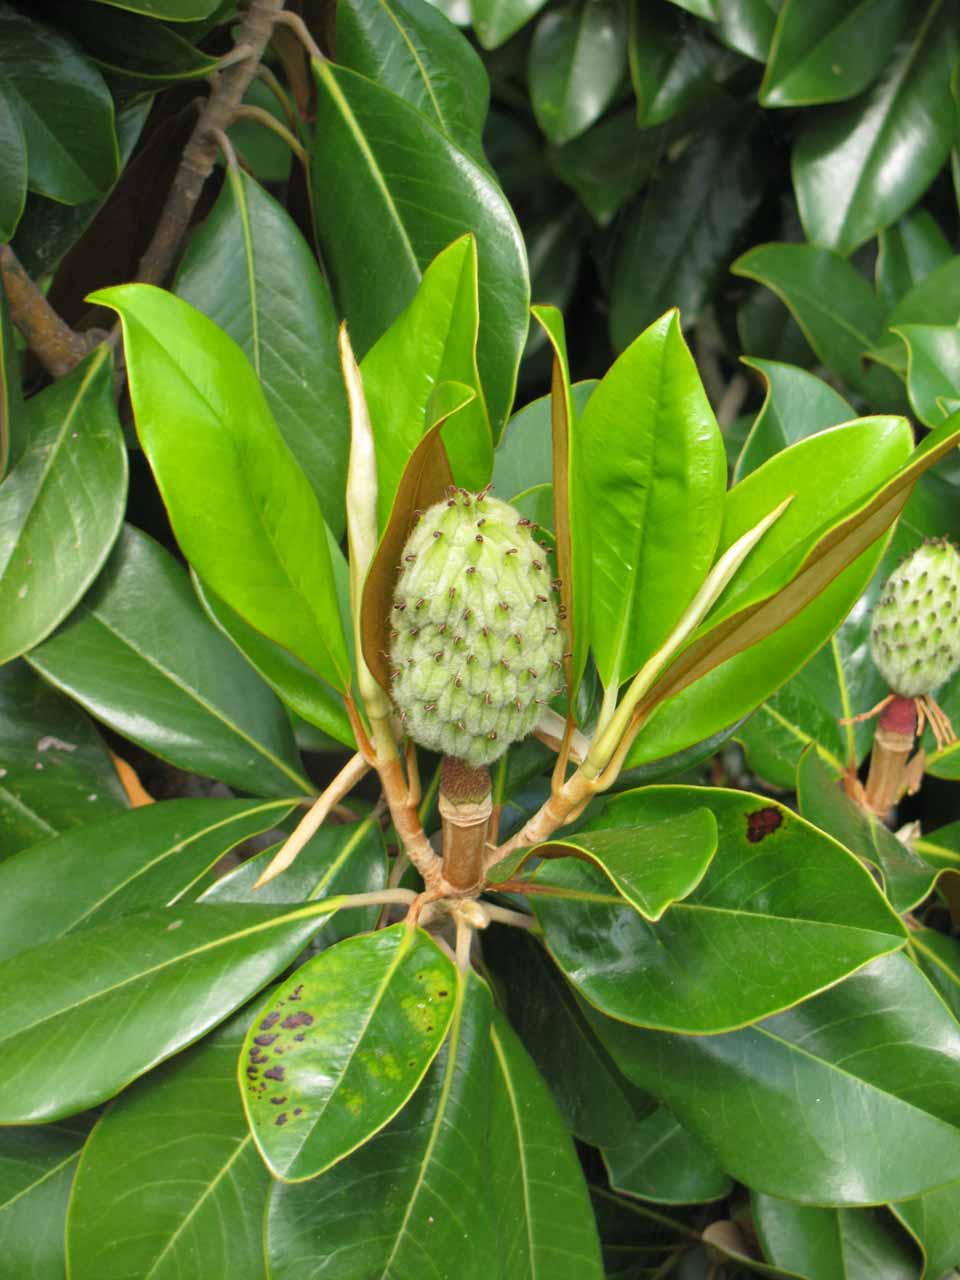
[870,538,960,697]
[390,489,564,765]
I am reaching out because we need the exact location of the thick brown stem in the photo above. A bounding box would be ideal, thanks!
[0,245,95,377]
[439,758,491,894]
[864,696,919,816]
[136,0,286,285]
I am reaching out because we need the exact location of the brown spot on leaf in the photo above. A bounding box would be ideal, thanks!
[282,1011,314,1030]
[264,1065,285,1082]
[260,1012,280,1030]
[270,1096,287,1105]
[746,807,782,843]
[275,1113,288,1126]
[294,1107,303,1116]
[249,1050,268,1065]
[294,1033,305,1042]
[254,1034,277,1047]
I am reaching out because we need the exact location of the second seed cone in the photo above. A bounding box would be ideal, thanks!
[390,489,564,766]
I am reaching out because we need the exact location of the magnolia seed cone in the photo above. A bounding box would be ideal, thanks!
[390,489,564,766]
[870,538,960,697]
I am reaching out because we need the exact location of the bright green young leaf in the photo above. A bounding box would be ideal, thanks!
[0,8,119,203]
[731,242,903,403]
[0,347,126,665]
[193,574,355,749]
[876,208,952,309]
[493,380,595,500]
[590,951,960,1205]
[489,1012,604,1278]
[507,808,718,922]
[753,1194,922,1279]
[581,309,726,687]
[528,1,627,145]
[734,358,854,482]
[336,0,489,162]
[0,661,126,858]
[793,2,957,255]
[28,526,312,798]
[241,924,457,1181]
[0,1122,87,1278]
[361,235,491,527]
[894,324,960,427]
[893,1183,960,1280]
[0,900,337,1124]
[265,972,497,1278]
[176,166,350,537]
[611,126,761,351]
[0,797,295,963]
[603,1108,733,1206]
[0,266,25,480]
[797,747,938,914]
[909,927,960,1021]
[471,0,549,49]
[310,61,529,439]
[92,284,352,692]
[761,0,911,107]
[532,787,905,1034]
[0,84,26,244]
[66,1002,271,1280]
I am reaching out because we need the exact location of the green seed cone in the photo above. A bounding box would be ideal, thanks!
[870,538,960,697]
[390,489,564,766]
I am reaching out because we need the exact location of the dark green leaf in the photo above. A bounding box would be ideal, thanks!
[471,0,550,49]
[336,0,489,161]
[85,0,223,15]
[610,125,761,350]
[761,0,912,107]
[0,797,295,962]
[0,900,336,1123]
[629,0,735,125]
[57,3,220,81]
[532,787,904,1033]
[893,1181,960,1280]
[753,1194,922,1280]
[0,1123,86,1279]
[713,0,780,62]
[590,952,960,1205]
[603,1108,733,1206]
[528,1,627,144]
[310,60,529,438]
[734,359,854,482]
[894,323,960,427]
[0,7,118,203]
[908,927,960,1021]
[0,83,26,242]
[0,661,126,858]
[793,2,958,255]
[549,108,662,226]
[241,924,457,1181]
[265,972,497,1277]
[875,208,952,310]
[28,526,312,798]
[93,284,352,693]
[66,1003,271,1280]
[176,167,350,537]
[0,347,126,665]
[0,263,25,480]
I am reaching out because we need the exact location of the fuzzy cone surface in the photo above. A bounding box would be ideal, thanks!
[870,539,960,696]
[390,490,564,766]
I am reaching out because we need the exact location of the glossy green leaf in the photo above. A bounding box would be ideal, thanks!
[753,1195,922,1280]
[493,381,595,500]
[471,0,550,49]
[734,359,854,482]
[201,813,387,949]
[85,0,223,15]
[603,1108,733,1206]
[0,347,126,665]
[610,125,761,351]
[876,208,952,309]
[336,0,489,161]
[528,1,627,145]
[0,271,24,482]
[66,1003,271,1280]
[629,0,734,125]
[490,1012,604,1277]
[0,83,26,243]
[265,972,498,1278]
[59,5,220,82]
[894,323,960,427]
[793,2,958,255]
[93,284,352,693]
[28,526,311,798]
[192,574,355,749]
[0,797,295,963]
[549,108,661,226]
[666,0,717,15]
[908,927,960,1022]
[731,242,902,402]
[0,900,337,1124]
[513,808,718,922]
[595,951,960,1205]
[761,0,911,107]
[713,0,780,61]
[310,60,528,439]
[242,924,457,1181]
[532,786,905,1034]
[797,747,937,914]
[893,1180,960,1280]
[582,309,726,686]
[485,927,652,1150]
[0,1123,86,1279]
[361,235,491,527]
[0,8,118,203]
[0,661,126,858]
[176,167,350,537]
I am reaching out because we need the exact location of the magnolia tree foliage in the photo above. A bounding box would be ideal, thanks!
[2,2,960,1278]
